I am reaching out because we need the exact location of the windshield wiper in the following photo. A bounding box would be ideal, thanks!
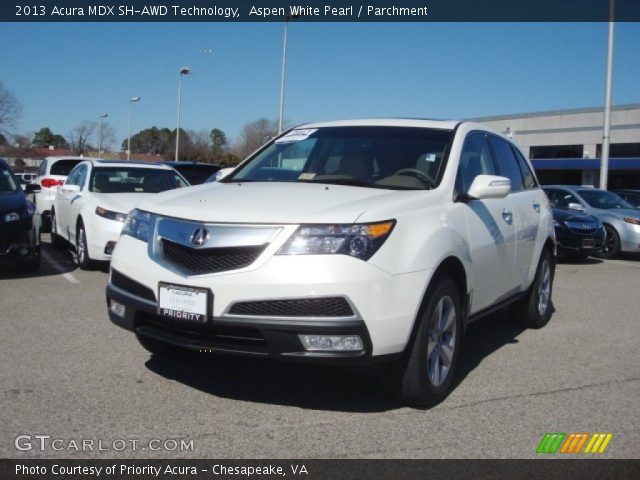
[307,178,379,189]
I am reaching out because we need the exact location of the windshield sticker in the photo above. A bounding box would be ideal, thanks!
[275,128,318,144]
[298,172,317,180]
[424,153,437,162]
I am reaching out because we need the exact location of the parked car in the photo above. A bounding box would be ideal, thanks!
[205,167,235,183]
[547,206,605,259]
[161,161,222,185]
[0,158,41,271]
[51,160,188,269]
[542,186,640,259]
[106,119,556,407]
[33,156,85,232]
[15,172,36,189]
[612,189,640,209]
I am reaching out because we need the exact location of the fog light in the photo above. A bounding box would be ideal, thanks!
[20,248,29,256]
[104,241,116,255]
[299,335,363,352]
[109,300,126,318]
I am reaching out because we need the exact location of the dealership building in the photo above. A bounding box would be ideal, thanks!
[471,103,640,189]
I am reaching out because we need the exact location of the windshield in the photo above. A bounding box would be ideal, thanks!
[227,126,454,190]
[89,167,188,193]
[173,164,220,185]
[50,159,82,176]
[1,167,19,194]
[578,190,633,210]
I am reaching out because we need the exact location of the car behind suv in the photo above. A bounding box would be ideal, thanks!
[106,120,556,407]
[0,158,41,271]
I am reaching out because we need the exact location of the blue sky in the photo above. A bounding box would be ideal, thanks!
[1,22,639,147]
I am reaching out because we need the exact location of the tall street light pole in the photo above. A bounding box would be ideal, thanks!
[98,113,108,157]
[600,0,615,190]
[175,66,193,162]
[278,14,301,134]
[127,97,141,161]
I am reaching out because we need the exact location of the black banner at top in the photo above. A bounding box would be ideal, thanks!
[3,0,640,22]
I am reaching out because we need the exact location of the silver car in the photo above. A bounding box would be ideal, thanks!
[543,185,640,259]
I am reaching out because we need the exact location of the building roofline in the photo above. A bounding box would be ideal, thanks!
[467,103,640,122]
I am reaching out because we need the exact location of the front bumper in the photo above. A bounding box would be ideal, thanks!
[86,215,126,261]
[108,235,430,358]
[107,282,381,364]
[555,227,605,256]
[0,223,39,265]
[620,222,640,253]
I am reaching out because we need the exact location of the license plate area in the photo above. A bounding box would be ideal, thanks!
[158,283,211,322]
[581,238,595,249]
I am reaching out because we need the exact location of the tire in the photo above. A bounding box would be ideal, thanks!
[75,223,93,270]
[511,249,554,329]
[598,225,621,259]
[50,210,65,249]
[136,333,192,359]
[396,276,463,408]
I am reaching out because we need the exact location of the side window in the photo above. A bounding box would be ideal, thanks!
[76,165,88,189]
[456,132,496,195]
[513,147,537,189]
[65,167,81,186]
[489,136,524,192]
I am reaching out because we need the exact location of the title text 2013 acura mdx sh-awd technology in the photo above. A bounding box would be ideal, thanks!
[106,120,556,407]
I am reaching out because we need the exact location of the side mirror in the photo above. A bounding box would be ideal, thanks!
[467,175,511,200]
[62,184,81,194]
[25,183,41,194]
[568,202,585,212]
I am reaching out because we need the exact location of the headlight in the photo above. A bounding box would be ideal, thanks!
[4,212,20,222]
[96,206,127,222]
[623,217,640,226]
[277,220,395,261]
[121,209,154,242]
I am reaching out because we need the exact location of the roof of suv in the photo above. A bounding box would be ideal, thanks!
[298,118,462,130]
[80,159,175,170]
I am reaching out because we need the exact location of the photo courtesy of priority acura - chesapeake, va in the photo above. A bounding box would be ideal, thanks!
[106,119,556,407]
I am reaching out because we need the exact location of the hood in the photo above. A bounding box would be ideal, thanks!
[136,182,409,224]
[0,189,28,215]
[552,208,599,223]
[589,207,640,220]
[91,192,159,214]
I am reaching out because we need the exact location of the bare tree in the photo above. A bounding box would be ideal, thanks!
[98,122,117,153]
[0,81,23,136]
[68,121,96,155]
[233,118,279,159]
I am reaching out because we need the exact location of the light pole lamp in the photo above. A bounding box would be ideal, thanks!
[175,66,193,162]
[127,97,141,161]
[98,113,108,157]
[278,14,301,134]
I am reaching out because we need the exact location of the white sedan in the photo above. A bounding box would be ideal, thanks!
[51,160,188,269]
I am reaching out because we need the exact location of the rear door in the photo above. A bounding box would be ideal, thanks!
[456,132,516,312]
[488,136,541,290]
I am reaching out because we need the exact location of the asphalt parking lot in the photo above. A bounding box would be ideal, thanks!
[1,237,639,459]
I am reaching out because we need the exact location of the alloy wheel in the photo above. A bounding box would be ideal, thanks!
[77,228,86,264]
[537,259,551,316]
[427,295,457,387]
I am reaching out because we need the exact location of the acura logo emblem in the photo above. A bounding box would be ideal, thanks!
[190,228,209,247]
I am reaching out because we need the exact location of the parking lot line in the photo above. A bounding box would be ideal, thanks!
[41,250,80,284]
[600,259,640,268]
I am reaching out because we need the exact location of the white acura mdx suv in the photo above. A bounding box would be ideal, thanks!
[107,119,556,407]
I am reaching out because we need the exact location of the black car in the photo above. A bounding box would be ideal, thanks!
[0,158,41,271]
[551,207,605,259]
[612,190,640,209]
[162,161,222,185]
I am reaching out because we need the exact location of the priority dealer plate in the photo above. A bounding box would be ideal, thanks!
[158,283,210,322]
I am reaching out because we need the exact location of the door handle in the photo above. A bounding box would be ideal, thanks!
[533,203,541,213]
[502,209,513,223]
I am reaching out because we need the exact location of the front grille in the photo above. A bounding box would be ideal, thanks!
[228,297,354,317]
[162,239,265,274]
[111,269,156,301]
